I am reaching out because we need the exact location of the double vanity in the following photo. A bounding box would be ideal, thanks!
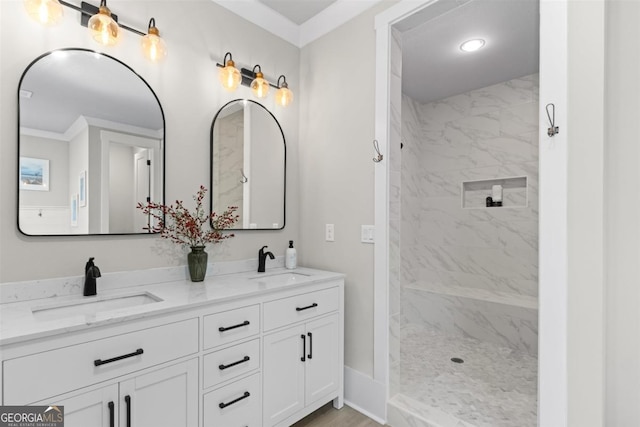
[0,266,344,427]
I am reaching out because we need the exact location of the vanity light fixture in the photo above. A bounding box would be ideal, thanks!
[87,0,119,46]
[217,52,242,92]
[215,54,293,106]
[24,0,63,25]
[275,75,293,107]
[141,18,167,62]
[23,0,166,62]
[250,65,270,98]
[460,38,485,52]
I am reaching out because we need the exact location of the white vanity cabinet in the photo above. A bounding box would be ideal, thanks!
[0,268,344,427]
[262,286,343,427]
[35,358,198,427]
[2,316,200,427]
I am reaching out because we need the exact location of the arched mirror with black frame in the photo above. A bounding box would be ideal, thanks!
[210,99,286,230]
[17,48,165,236]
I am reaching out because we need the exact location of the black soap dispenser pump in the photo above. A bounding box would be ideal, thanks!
[285,240,297,269]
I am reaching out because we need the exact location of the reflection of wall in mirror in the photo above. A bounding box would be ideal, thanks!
[109,142,136,233]
[70,124,90,234]
[18,133,71,234]
[250,108,284,228]
[213,109,244,225]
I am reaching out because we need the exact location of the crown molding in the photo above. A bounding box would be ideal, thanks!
[211,0,384,48]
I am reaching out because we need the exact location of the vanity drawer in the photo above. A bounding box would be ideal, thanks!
[203,372,261,427]
[203,338,260,389]
[263,286,340,331]
[3,318,198,404]
[203,304,260,350]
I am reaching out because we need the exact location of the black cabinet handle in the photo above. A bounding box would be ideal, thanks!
[218,391,250,409]
[301,334,306,362]
[308,332,313,359]
[94,349,143,366]
[296,303,318,312]
[218,320,250,332]
[219,356,250,370]
[108,401,114,427]
[124,395,131,427]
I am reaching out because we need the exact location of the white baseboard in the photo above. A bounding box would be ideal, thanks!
[343,366,387,424]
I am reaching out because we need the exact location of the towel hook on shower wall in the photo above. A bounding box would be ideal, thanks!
[372,139,383,163]
[546,103,559,137]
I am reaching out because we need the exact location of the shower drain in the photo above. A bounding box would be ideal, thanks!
[450,357,464,364]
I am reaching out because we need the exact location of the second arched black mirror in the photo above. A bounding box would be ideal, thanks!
[210,99,286,230]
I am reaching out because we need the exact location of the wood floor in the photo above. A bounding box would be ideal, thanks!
[291,402,386,427]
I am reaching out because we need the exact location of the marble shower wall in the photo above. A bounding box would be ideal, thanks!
[400,74,539,350]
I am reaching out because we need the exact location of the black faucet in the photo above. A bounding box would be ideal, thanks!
[84,257,102,296]
[258,246,275,273]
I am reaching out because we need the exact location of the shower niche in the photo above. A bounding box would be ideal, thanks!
[461,176,528,209]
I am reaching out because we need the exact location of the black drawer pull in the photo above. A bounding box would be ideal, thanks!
[108,401,114,427]
[219,391,250,409]
[94,348,144,366]
[301,334,306,362]
[296,303,318,312]
[218,320,250,332]
[308,332,313,359]
[124,395,131,427]
[219,356,250,370]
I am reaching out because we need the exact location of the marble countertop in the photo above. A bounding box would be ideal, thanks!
[0,267,344,346]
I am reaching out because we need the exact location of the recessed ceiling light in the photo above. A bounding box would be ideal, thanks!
[460,39,485,52]
[20,90,33,99]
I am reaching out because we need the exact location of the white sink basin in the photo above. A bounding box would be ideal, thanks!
[250,272,311,286]
[31,292,163,321]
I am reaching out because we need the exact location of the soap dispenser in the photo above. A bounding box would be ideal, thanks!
[285,240,297,269]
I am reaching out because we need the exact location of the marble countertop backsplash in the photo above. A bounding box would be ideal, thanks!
[0,257,344,346]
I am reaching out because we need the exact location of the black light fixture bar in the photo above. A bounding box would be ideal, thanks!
[59,0,146,37]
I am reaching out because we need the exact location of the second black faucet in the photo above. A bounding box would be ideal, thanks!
[258,246,275,273]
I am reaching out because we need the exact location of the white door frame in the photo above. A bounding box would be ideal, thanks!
[373,0,569,425]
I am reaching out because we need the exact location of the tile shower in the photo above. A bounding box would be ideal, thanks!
[388,75,539,427]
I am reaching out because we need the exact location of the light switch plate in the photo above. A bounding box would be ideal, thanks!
[326,224,335,242]
[361,225,375,243]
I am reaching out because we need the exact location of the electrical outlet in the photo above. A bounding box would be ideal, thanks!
[361,225,375,243]
[325,224,334,242]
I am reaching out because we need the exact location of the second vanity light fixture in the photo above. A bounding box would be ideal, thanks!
[216,52,293,107]
[23,0,167,62]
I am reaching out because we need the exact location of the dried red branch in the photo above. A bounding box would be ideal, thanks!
[136,186,239,247]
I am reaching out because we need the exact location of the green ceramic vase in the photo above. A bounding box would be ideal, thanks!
[187,246,208,282]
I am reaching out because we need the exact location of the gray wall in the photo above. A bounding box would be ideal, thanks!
[605,0,640,425]
[298,2,393,378]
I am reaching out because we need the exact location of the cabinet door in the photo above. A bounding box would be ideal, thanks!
[119,358,198,427]
[263,324,305,427]
[37,384,118,427]
[305,314,340,406]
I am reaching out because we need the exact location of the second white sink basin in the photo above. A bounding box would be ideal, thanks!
[32,292,163,321]
[250,272,311,286]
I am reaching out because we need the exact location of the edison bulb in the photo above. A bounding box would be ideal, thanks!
[24,0,63,25]
[88,4,120,46]
[251,72,269,98]
[275,85,293,107]
[141,29,167,62]
[218,60,241,92]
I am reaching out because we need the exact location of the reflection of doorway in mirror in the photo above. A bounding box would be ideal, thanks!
[134,150,151,232]
[101,130,162,234]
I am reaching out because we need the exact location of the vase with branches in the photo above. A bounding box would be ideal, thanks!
[137,185,239,281]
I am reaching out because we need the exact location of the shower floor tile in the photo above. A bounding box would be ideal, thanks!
[400,324,537,427]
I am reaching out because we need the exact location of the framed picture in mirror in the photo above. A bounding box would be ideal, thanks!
[19,157,49,191]
[79,171,87,207]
